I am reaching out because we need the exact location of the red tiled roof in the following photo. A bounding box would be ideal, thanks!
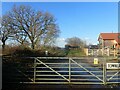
[98,33,120,44]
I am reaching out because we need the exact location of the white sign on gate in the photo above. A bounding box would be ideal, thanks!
[106,63,120,69]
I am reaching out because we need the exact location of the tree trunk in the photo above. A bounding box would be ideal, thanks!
[31,41,35,49]
[2,41,5,54]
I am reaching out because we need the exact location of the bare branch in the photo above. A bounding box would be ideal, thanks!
[4,5,60,49]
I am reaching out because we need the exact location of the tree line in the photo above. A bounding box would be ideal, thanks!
[65,37,86,49]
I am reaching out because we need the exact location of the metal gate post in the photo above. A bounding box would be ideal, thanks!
[69,58,71,83]
[33,58,36,83]
[103,58,107,85]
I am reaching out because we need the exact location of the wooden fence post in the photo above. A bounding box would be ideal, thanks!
[103,58,106,85]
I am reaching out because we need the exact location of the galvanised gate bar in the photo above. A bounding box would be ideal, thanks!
[14,57,120,85]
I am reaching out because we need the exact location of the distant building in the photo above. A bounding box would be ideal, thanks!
[65,44,80,50]
[98,33,120,56]
[88,45,99,49]
[98,33,120,49]
[84,45,99,56]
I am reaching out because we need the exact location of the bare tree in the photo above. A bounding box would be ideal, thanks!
[6,5,59,49]
[65,37,86,48]
[42,23,59,46]
[14,30,28,45]
[0,15,14,51]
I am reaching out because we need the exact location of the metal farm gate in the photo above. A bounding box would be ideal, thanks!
[9,57,119,85]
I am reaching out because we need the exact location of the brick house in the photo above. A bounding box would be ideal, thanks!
[98,33,120,56]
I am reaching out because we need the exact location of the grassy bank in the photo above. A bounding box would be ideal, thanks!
[66,49,86,57]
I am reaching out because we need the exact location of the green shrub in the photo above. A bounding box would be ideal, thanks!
[66,49,85,57]
[41,46,66,57]
[7,45,66,57]
[3,45,67,57]
[12,47,47,57]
